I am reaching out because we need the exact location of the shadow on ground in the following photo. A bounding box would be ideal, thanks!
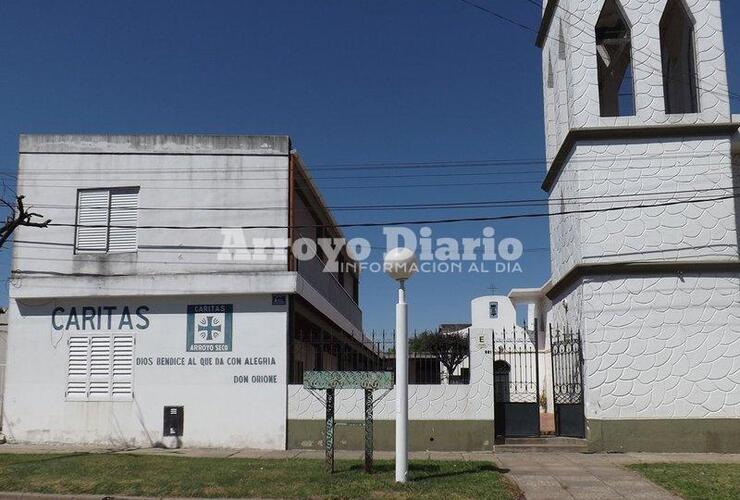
[344,461,510,481]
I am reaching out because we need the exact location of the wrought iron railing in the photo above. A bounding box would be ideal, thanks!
[493,324,540,404]
[289,328,471,385]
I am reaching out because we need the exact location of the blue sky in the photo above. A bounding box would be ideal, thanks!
[1,0,738,331]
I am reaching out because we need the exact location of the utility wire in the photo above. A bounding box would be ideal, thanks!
[24,186,739,212]
[7,151,733,174]
[42,192,740,230]
[9,155,735,182]
[14,170,735,190]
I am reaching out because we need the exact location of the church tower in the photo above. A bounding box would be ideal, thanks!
[537,0,739,451]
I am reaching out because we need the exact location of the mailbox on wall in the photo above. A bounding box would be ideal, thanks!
[163,406,184,437]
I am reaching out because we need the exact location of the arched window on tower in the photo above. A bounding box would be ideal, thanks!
[595,0,635,117]
[547,58,554,89]
[660,0,698,114]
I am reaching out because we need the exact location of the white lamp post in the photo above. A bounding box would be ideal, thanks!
[383,247,418,483]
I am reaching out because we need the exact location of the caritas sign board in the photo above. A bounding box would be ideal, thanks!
[186,304,233,352]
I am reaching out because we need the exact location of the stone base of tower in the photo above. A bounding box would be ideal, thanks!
[549,271,740,453]
[586,418,740,453]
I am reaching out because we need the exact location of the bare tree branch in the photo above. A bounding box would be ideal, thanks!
[0,195,51,248]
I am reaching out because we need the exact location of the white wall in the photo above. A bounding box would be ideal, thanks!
[582,274,740,419]
[3,294,288,448]
[14,135,290,278]
[288,328,493,421]
[470,296,517,331]
[0,313,6,425]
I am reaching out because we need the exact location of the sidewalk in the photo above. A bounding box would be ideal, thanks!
[500,452,740,500]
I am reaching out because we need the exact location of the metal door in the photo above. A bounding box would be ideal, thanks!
[550,325,585,438]
[493,325,540,439]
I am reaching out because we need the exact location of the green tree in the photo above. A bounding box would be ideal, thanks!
[411,330,469,382]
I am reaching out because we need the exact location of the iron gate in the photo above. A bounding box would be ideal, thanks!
[550,325,585,438]
[493,325,540,440]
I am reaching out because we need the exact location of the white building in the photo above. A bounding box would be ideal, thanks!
[3,134,364,449]
[535,0,740,452]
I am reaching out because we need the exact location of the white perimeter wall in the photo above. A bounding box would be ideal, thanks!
[3,294,288,449]
[288,328,493,421]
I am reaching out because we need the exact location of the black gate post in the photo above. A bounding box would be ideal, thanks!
[549,323,558,435]
[364,388,373,473]
[534,317,541,436]
[325,388,335,473]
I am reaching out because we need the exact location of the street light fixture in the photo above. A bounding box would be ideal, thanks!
[383,247,418,483]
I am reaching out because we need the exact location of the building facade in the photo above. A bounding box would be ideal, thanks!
[538,0,740,451]
[3,134,363,449]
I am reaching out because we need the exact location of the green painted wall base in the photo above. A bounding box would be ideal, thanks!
[288,420,494,452]
[588,419,740,453]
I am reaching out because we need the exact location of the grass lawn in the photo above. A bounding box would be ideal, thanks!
[628,463,740,500]
[0,453,519,499]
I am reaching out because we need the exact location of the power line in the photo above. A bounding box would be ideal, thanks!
[9,155,734,182]
[457,0,538,33]
[6,151,733,175]
[23,186,739,212]
[13,170,735,190]
[41,192,740,230]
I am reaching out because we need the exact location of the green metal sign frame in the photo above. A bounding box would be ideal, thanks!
[303,371,393,473]
[303,371,393,390]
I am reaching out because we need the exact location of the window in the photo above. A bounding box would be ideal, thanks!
[66,335,134,400]
[489,301,499,319]
[547,58,554,89]
[660,0,698,114]
[75,187,139,253]
[595,0,635,117]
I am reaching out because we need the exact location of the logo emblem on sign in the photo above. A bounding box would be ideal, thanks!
[187,304,233,352]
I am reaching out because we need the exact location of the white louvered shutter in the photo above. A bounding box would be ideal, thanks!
[88,336,112,398]
[108,189,139,253]
[76,190,110,252]
[66,337,90,399]
[111,336,134,398]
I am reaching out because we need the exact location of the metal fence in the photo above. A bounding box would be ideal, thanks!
[289,328,471,385]
[493,324,540,404]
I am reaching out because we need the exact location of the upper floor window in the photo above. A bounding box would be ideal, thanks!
[75,187,139,253]
[489,301,499,319]
[596,0,635,117]
[660,0,698,114]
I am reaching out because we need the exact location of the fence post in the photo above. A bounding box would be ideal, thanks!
[534,317,541,435]
[325,388,335,473]
[364,388,373,473]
